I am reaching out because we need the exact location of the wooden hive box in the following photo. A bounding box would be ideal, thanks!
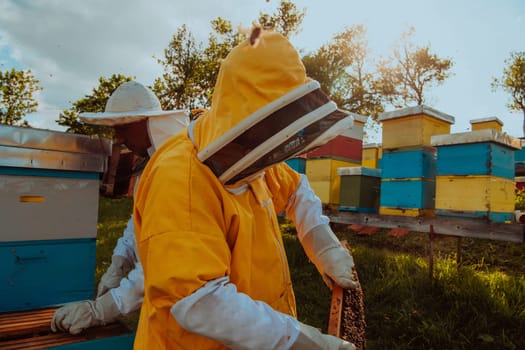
[381,147,436,179]
[307,112,367,162]
[434,175,515,222]
[0,125,111,312]
[361,143,381,169]
[379,105,455,150]
[379,178,436,217]
[307,135,363,162]
[470,116,503,132]
[0,125,135,348]
[432,130,517,179]
[338,167,382,213]
[306,157,360,206]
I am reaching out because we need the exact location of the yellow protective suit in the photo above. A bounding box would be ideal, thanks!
[133,30,309,349]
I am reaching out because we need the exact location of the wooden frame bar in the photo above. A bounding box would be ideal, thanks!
[328,211,525,243]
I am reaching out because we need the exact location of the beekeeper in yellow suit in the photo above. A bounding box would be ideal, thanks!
[134,28,358,350]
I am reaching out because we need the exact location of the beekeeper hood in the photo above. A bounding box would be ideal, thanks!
[192,28,354,185]
[79,81,189,150]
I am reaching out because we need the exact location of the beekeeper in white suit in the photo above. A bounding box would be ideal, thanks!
[50,80,189,335]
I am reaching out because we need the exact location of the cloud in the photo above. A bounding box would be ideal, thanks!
[0,0,261,130]
[1,0,524,135]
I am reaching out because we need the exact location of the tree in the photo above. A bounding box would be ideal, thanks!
[199,18,245,107]
[153,24,205,111]
[0,68,42,126]
[153,20,243,112]
[376,27,454,108]
[153,3,305,113]
[258,0,305,38]
[302,25,384,119]
[492,51,525,137]
[57,74,133,136]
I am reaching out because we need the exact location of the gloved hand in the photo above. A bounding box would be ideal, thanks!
[300,224,358,290]
[50,292,120,335]
[97,255,133,297]
[290,322,355,350]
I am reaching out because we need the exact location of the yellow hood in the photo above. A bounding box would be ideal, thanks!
[192,30,310,152]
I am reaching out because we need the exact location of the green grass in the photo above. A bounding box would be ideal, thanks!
[96,197,525,349]
[95,197,133,287]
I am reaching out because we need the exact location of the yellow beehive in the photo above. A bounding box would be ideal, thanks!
[379,105,455,150]
[306,157,360,206]
[470,117,503,132]
[362,143,382,169]
[435,175,515,213]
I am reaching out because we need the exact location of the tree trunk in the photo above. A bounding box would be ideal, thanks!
[522,109,525,138]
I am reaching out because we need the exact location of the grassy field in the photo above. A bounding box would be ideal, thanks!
[96,196,525,349]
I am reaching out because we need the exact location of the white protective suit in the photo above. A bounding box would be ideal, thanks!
[51,103,189,335]
[107,113,189,315]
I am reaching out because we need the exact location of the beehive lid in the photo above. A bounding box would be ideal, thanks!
[379,105,455,124]
[430,129,521,149]
[0,124,112,173]
[338,166,382,177]
[470,116,503,126]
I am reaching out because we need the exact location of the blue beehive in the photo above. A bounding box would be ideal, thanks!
[381,147,436,179]
[0,125,134,349]
[379,147,437,217]
[380,178,435,209]
[431,129,520,181]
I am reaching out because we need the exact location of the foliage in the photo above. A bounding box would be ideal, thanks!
[302,25,384,120]
[376,27,454,108]
[492,51,525,137]
[56,74,133,136]
[0,68,42,126]
[153,24,206,110]
[516,188,525,210]
[258,0,306,38]
[153,3,304,112]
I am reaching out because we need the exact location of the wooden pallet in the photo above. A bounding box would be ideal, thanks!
[0,307,132,349]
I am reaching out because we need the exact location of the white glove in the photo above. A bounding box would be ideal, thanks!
[300,224,358,290]
[290,322,355,350]
[50,292,121,335]
[97,255,133,297]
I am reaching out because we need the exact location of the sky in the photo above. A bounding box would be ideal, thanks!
[0,0,524,141]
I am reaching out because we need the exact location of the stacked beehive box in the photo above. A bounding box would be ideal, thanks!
[0,125,136,348]
[431,129,520,223]
[338,166,381,213]
[0,126,111,311]
[378,105,455,217]
[306,112,367,207]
